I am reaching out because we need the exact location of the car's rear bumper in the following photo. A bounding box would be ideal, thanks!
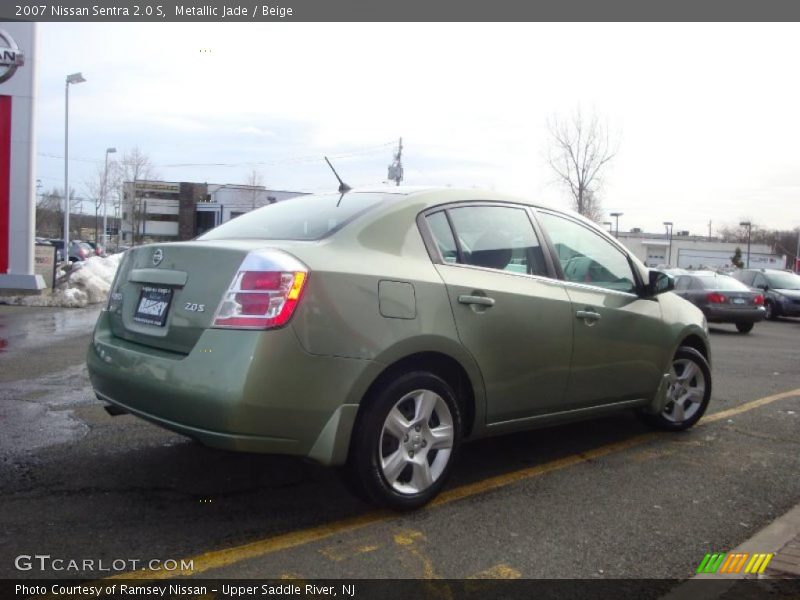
[704,306,766,324]
[87,311,381,465]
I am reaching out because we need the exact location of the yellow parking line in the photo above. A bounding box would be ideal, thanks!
[703,388,800,423]
[104,387,800,580]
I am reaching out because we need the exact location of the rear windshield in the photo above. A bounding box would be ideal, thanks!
[197,192,388,241]
[696,275,750,291]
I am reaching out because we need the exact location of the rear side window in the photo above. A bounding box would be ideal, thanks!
[426,211,458,264]
[197,192,387,241]
[434,205,548,276]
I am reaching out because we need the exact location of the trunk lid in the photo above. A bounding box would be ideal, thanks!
[108,240,304,354]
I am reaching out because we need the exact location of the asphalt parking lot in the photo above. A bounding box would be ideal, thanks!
[1,306,799,581]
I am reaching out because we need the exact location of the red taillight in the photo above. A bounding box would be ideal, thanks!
[707,292,726,304]
[213,251,308,330]
[753,294,764,305]
[79,249,87,259]
[241,271,283,290]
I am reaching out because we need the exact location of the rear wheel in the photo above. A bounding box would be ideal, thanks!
[345,371,461,510]
[735,322,754,333]
[639,346,711,431]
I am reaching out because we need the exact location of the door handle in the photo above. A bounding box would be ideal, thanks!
[576,310,601,321]
[458,295,495,307]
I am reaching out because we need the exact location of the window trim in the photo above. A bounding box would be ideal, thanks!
[532,208,645,297]
[416,201,558,280]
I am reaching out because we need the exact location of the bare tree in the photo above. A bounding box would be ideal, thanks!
[244,168,265,210]
[717,220,757,244]
[548,110,616,222]
[117,147,158,246]
[36,187,80,238]
[84,163,115,243]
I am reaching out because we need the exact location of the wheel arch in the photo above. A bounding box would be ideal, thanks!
[353,349,482,448]
[678,332,711,367]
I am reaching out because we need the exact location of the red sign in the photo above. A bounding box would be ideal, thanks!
[0,94,10,274]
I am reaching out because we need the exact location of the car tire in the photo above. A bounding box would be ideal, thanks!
[764,301,778,320]
[735,322,754,333]
[345,371,462,510]
[639,346,712,432]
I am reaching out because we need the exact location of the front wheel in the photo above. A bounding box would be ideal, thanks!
[639,346,712,431]
[735,322,754,333]
[765,301,777,320]
[345,371,462,510]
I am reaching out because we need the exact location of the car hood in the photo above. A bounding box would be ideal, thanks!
[774,288,800,299]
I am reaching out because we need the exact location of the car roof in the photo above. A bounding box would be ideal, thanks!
[743,268,791,274]
[341,186,625,250]
[347,186,562,211]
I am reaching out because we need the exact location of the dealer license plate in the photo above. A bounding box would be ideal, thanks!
[133,286,173,327]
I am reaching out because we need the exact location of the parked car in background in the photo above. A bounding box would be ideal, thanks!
[49,239,94,263]
[673,271,765,333]
[733,269,800,320]
[88,188,712,509]
[85,241,106,257]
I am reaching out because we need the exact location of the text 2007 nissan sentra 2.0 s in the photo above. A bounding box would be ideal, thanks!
[88,188,712,510]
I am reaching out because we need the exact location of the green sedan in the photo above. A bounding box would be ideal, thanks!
[88,188,712,509]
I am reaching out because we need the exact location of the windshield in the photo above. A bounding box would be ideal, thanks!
[696,275,750,291]
[198,192,389,241]
[766,272,800,290]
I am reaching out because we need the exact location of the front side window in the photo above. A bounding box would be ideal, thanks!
[537,211,637,294]
[438,205,548,276]
[766,272,800,290]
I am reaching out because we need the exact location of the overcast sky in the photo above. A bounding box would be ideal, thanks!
[35,23,800,236]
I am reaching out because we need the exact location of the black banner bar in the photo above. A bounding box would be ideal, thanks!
[4,579,800,600]
[4,0,800,22]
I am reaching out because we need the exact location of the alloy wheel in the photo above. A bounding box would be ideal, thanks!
[379,389,454,494]
[663,357,706,423]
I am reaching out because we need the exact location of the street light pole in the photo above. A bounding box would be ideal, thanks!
[102,147,116,250]
[63,72,86,263]
[603,221,612,233]
[663,221,674,266]
[740,221,752,268]
[610,212,623,238]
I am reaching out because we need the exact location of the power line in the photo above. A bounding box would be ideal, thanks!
[36,141,395,169]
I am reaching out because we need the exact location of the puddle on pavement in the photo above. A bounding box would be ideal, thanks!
[0,364,97,456]
[0,306,102,354]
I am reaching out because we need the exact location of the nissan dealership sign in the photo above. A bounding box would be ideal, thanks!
[0,23,41,291]
[0,28,25,83]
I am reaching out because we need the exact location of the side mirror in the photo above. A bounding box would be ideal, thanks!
[646,270,674,296]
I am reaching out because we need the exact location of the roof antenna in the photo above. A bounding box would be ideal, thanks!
[324,157,352,194]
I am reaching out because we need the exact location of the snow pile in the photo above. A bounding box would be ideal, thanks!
[1,253,123,308]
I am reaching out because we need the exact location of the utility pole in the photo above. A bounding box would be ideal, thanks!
[740,221,752,268]
[795,228,800,273]
[610,212,623,238]
[664,221,674,266]
[708,220,712,240]
[388,137,403,186]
